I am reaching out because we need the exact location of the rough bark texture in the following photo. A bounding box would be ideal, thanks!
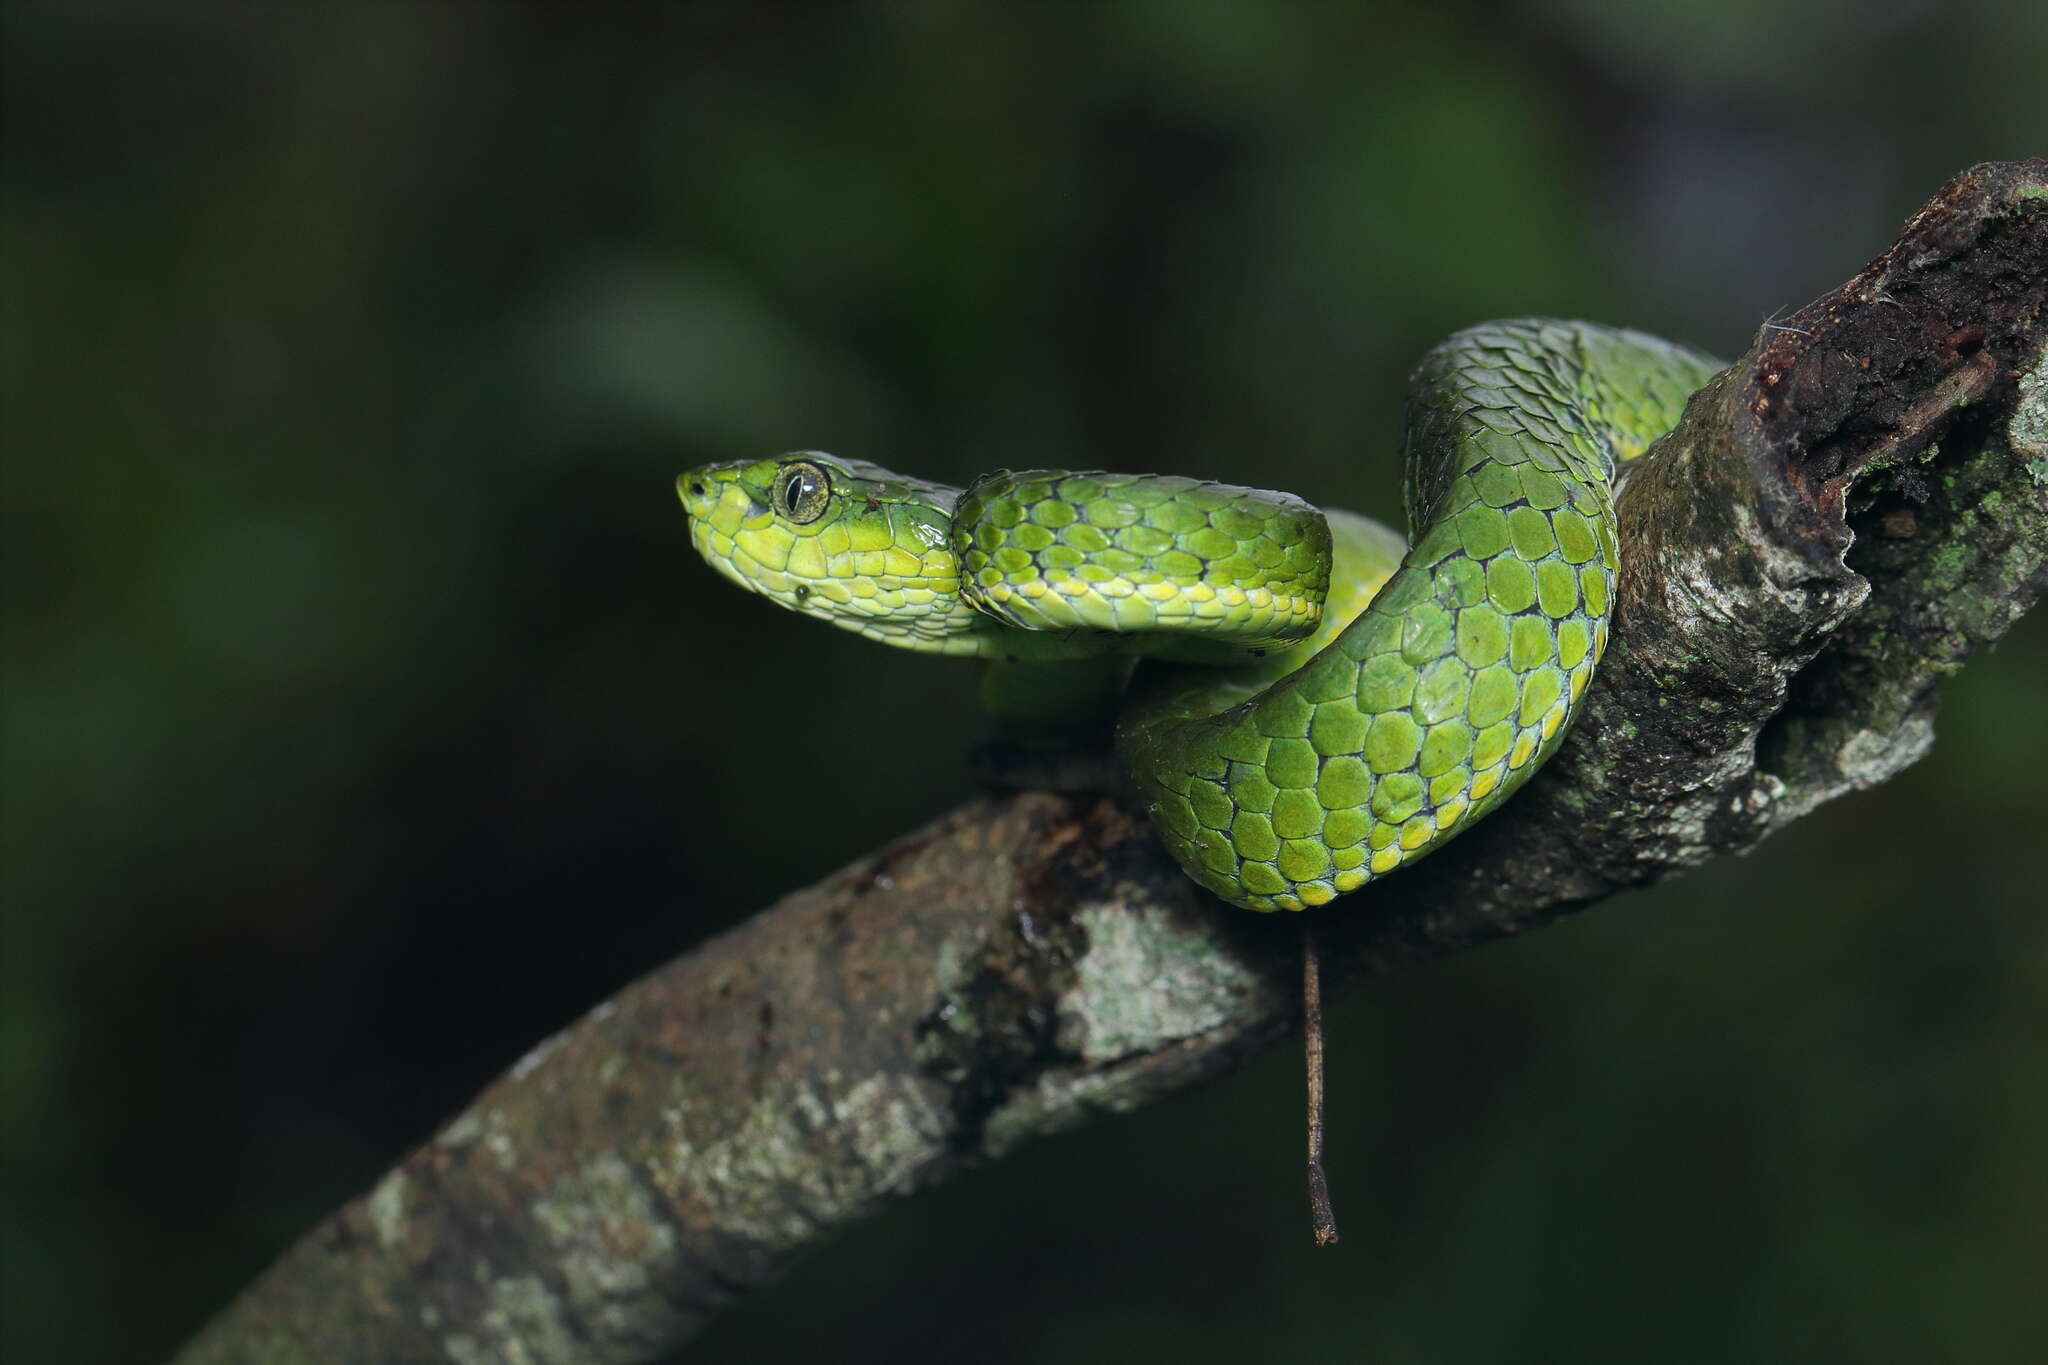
[179,160,2047,1365]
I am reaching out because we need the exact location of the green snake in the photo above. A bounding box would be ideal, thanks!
[677,320,1718,912]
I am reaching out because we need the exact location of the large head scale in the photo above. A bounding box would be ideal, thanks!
[676,451,993,653]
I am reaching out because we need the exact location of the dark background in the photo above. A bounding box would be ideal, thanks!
[4,3,2045,1362]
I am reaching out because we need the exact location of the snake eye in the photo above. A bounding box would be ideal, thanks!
[774,460,831,524]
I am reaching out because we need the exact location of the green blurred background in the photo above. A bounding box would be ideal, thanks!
[4,3,2044,1361]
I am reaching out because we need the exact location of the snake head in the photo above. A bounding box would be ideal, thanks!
[675,451,985,651]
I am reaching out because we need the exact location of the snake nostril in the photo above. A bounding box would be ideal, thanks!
[689,481,707,498]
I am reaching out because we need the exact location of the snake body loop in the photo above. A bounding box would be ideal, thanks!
[678,319,1719,911]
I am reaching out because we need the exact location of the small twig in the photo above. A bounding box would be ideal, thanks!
[1304,916,1339,1247]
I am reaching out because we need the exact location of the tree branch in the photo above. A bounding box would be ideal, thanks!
[178,160,2047,1365]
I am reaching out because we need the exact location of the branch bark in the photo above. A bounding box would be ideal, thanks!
[179,160,2048,1365]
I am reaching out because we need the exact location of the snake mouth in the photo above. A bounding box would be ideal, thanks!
[685,513,809,616]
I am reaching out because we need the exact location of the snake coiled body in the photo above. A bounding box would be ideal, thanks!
[678,319,1719,911]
